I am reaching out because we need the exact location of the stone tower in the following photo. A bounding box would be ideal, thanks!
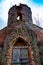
[2,4,41,65]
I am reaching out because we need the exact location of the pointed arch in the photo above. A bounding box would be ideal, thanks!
[11,37,30,65]
[10,36,29,46]
[6,36,35,65]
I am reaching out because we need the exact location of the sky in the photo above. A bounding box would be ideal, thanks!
[0,0,43,30]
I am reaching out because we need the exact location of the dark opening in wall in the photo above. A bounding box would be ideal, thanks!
[0,46,3,53]
[17,13,22,21]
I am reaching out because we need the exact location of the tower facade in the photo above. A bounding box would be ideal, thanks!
[0,4,41,65]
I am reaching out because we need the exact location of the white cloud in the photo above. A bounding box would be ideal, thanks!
[28,2,43,28]
[0,0,28,27]
[0,0,43,29]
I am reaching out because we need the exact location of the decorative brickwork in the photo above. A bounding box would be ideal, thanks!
[0,4,41,65]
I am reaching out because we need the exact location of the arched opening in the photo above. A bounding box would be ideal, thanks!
[11,38,29,65]
[14,37,27,46]
[17,13,22,21]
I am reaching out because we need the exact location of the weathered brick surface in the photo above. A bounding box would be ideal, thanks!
[0,4,42,65]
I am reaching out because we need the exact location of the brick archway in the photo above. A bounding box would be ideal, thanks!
[9,36,29,46]
[6,37,35,65]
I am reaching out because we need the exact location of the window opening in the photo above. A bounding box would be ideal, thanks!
[11,38,29,65]
[12,47,29,65]
[17,13,22,21]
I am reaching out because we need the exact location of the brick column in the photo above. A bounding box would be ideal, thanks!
[6,46,12,65]
[28,46,36,65]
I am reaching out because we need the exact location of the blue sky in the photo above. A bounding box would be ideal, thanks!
[0,0,4,3]
[0,0,43,30]
[32,0,43,5]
